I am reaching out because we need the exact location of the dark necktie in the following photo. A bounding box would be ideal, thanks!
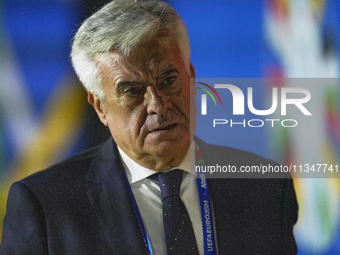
[150,169,199,254]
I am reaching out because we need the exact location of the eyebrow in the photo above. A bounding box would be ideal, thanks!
[116,80,143,92]
[115,67,180,91]
[157,67,180,79]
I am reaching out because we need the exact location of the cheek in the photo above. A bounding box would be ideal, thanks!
[110,104,146,135]
[128,105,147,130]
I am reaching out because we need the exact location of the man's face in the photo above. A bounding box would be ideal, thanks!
[90,33,196,170]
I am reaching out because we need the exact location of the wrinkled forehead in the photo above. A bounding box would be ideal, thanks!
[94,32,183,78]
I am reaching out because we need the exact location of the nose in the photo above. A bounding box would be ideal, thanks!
[145,86,172,115]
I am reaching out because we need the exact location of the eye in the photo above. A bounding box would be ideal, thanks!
[123,87,145,97]
[160,76,176,88]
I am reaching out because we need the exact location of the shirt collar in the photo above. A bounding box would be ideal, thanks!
[118,140,196,184]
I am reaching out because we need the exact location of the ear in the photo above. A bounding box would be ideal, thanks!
[189,62,196,78]
[87,91,108,126]
[189,62,197,96]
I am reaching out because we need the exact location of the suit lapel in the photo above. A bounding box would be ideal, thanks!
[86,138,149,255]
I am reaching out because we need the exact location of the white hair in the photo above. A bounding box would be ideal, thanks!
[71,0,191,101]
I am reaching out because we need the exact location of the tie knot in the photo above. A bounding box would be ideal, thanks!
[150,169,183,200]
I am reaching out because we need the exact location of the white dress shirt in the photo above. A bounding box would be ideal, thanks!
[118,141,204,255]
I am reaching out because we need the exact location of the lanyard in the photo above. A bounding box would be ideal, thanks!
[124,171,153,255]
[125,145,217,255]
[196,145,217,255]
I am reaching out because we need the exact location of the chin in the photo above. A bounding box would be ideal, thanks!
[147,138,190,157]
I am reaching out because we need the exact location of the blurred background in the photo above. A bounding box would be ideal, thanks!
[0,0,339,254]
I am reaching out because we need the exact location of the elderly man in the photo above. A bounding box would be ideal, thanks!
[0,0,298,254]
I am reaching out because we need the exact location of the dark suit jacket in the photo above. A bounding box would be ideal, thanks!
[0,137,298,254]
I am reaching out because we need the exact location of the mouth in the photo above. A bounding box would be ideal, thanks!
[149,123,178,133]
